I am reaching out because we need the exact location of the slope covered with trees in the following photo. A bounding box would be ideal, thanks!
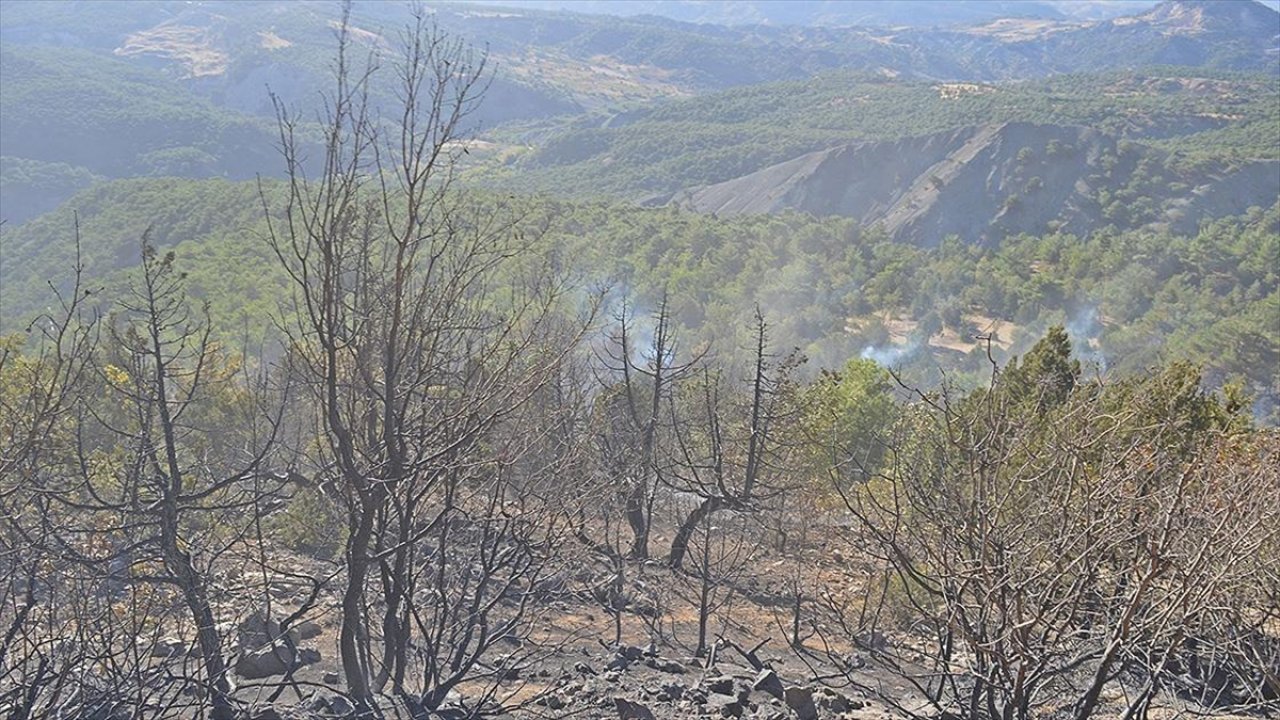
[5,177,1276,419]
[0,44,284,223]
[496,68,1279,200]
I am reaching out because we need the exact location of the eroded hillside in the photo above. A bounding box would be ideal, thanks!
[672,122,1280,245]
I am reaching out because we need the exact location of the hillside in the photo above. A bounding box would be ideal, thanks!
[0,44,285,223]
[496,68,1280,202]
[4,177,1276,414]
[1,0,1275,224]
[669,122,1280,245]
[955,0,1280,72]
[477,0,1104,27]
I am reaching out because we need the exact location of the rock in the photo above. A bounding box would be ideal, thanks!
[706,693,745,718]
[234,640,320,679]
[574,661,597,676]
[615,697,657,720]
[784,686,818,720]
[752,669,785,700]
[294,619,323,640]
[706,676,737,696]
[606,655,630,672]
[323,671,340,684]
[661,682,687,701]
[537,694,566,710]
[836,652,866,671]
[617,644,646,662]
[236,642,296,679]
[494,654,521,682]
[816,687,864,713]
[856,630,888,650]
[629,596,660,617]
[150,637,187,658]
[645,657,687,674]
[240,610,323,650]
[327,695,355,717]
[239,610,282,650]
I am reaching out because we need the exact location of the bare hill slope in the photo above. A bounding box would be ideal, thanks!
[673,122,1280,245]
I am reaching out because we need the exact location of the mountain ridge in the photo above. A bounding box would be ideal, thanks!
[1,0,1276,224]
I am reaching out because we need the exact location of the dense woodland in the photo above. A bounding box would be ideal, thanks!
[1,2,1278,719]
[4,179,1276,421]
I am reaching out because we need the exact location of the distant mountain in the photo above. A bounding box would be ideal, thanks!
[455,0,1161,27]
[1,0,1276,225]
[3,0,1275,113]
[667,122,1280,245]
[503,69,1279,204]
[457,0,1280,28]
[440,0,1280,89]
[962,0,1280,73]
[1138,0,1280,31]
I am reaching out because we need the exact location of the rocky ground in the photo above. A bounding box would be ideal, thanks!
[211,538,913,720]
[143,533,1270,720]
[236,619,904,720]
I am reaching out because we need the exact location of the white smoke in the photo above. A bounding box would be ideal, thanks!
[1064,304,1106,373]
[860,339,921,367]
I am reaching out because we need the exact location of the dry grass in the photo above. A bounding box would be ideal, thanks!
[847,311,1018,353]
[257,31,292,50]
[115,23,229,78]
[964,18,1087,41]
[935,83,996,100]
[498,49,691,106]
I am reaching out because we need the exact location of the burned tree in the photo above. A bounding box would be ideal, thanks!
[263,5,597,715]
[0,229,100,718]
[1,229,287,719]
[81,240,285,718]
[593,294,700,560]
[666,310,802,570]
[822,336,1280,720]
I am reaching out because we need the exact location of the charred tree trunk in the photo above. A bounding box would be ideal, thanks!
[668,496,725,570]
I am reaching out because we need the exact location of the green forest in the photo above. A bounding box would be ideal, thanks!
[4,176,1276,419]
